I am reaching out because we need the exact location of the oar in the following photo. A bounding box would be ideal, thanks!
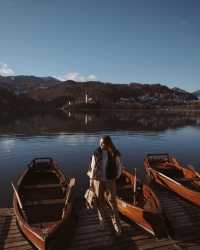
[188,165,200,178]
[62,178,76,219]
[133,168,137,205]
[64,178,76,206]
[11,182,23,210]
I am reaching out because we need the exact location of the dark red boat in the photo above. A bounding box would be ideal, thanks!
[144,154,200,207]
[12,158,75,250]
[116,168,166,237]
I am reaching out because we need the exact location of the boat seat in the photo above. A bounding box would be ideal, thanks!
[117,184,133,190]
[31,220,61,228]
[33,169,55,173]
[23,184,62,189]
[177,177,200,182]
[24,198,65,206]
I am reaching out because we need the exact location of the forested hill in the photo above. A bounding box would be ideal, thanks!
[0,75,197,106]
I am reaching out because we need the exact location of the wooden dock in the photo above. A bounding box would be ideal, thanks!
[0,208,33,250]
[1,184,200,250]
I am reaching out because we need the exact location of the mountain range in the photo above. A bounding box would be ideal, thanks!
[192,90,200,99]
[0,75,198,112]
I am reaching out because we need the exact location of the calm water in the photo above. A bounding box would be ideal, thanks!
[1,110,200,207]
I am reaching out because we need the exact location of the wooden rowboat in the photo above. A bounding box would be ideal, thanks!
[144,154,200,207]
[12,158,75,250]
[116,168,166,237]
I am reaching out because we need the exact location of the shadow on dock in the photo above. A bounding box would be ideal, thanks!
[152,183,200,249]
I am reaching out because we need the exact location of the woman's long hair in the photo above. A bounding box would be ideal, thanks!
[101,135,121,157]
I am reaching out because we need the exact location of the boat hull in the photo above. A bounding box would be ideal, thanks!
[117,198,163,236]
[13,194,46,250]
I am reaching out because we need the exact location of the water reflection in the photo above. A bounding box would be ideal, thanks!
[0,110,200,134]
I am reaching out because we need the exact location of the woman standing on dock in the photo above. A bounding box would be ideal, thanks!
[87,135,123,236]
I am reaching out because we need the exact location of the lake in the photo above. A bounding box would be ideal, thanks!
[0,110,200,207]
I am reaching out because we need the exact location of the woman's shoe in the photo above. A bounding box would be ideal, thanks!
[113,223,122,236]
[98,220,105,231]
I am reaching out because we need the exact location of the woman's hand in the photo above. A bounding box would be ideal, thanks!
[90,179,94,190]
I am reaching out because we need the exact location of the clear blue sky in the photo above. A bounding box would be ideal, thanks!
[0,0,200,91]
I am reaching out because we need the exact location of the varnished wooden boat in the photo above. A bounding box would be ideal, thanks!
[116,168,166,237]
[144,154,200,207]
[12,158,75,250]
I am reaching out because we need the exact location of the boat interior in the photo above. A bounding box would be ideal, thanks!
[148,156,200,192]
[116,173,149,209]
[151,160,184,179]
[147,154,182,178]
[19,161,66,228]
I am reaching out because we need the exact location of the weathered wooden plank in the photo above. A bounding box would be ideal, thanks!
[23,183,61,189]
[148,246,180,250]
[0,239,31,249]
[131,238,178,249]
[0,222,19,230]
[24,198,65,206]
[189,245,200,250]
[0,208,33,249]
[0,218,16,225]
[0,231,22,240]
[73,231,113,242]
[0,234,28,244]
